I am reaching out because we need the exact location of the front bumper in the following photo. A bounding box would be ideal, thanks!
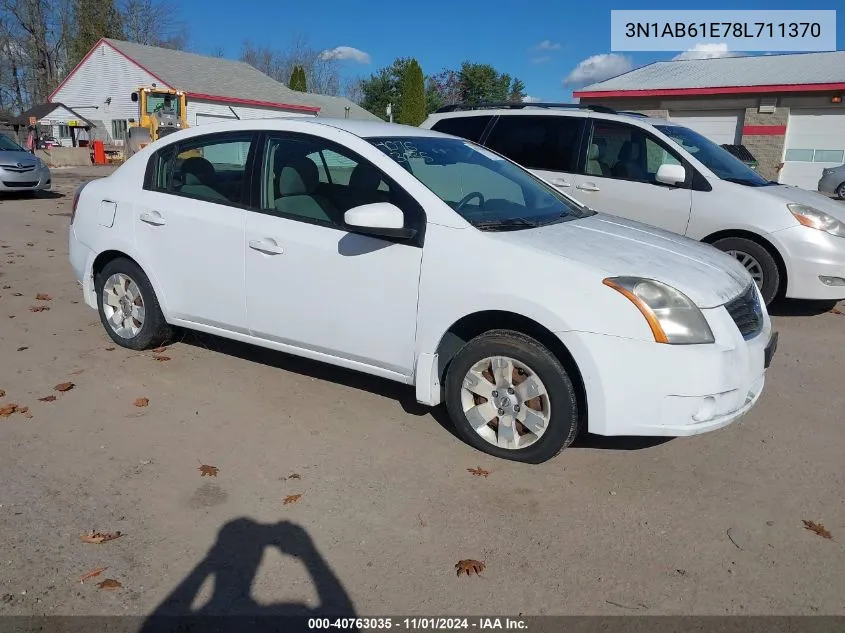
[0,165,51,192]
[557,297,774,437]
[771,225,845,300]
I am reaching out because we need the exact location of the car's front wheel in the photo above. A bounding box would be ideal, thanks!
[444,330,581,463]
[712,237,780,305]
[95,257,172,350]
[836,182,845,200]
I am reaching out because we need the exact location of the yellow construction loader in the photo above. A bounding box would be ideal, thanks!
[125,85,189,157]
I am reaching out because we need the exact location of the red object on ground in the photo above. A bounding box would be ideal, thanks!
[92,140,106,165]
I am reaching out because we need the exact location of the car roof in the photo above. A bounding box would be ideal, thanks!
[427,108,669,127]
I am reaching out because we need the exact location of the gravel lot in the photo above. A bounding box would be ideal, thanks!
[0,166,843,619]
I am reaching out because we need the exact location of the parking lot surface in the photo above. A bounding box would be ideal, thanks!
[0,167,843,618]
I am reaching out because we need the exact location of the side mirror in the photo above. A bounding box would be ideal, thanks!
[655,163,686,187]
[344,202,417,239]
[130,92,139,102]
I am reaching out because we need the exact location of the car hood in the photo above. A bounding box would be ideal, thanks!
[763,184,845,222]
[499,214,752,308]
[0,150,37,167]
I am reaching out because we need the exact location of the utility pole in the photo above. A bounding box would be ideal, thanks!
[386,103,393,123]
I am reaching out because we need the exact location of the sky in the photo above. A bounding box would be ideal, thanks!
[178,0,844,101]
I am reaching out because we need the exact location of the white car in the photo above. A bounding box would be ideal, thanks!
[68,118,777,463]
[422,104,845,306]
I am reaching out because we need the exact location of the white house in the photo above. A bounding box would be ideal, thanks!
[49,38,378,145]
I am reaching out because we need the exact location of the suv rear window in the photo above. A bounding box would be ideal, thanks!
[430,116,493,142]
[484,115,583,173]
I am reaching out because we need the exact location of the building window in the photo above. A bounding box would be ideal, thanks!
[58,125,71,139]
[813,149,844,163]
[784,149,815,162]
[111,119,128,141]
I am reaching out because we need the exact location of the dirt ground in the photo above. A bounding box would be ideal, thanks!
[0,166,843,619]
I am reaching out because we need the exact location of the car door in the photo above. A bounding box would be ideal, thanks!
[483,114,585,192]
[244,132,424,377]
[572,119,692,235]
[135,131,256,332]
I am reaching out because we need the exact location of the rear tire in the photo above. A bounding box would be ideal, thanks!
[95,257,172,350]
[444,330,580,464]
[836,182,845,200]
[712,237,780,305]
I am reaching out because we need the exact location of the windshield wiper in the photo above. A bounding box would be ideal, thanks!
[471,217,543,231]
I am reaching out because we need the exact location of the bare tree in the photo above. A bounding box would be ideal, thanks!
[342,77,364,105]
[121,0,188,49]
[240,34,341,96]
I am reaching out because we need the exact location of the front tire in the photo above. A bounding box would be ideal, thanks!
[712,237,780,305]
[95,257,172,350]
[444,330,580,464]
[836,182,845,200]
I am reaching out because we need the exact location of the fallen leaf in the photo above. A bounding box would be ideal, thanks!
[16,346,28,352]
[284,473,301,480]
[35,293,52,301]
[802,520,832,539]
[70,369,84,376]
[17,406,30,418]
[54,382,75,392]
[283,494,302,505]
[152,346,168,353]
[0,404,18,417]
[79,567,107,583]
[153,355,171,362]
[198,464,219,477]
[97,579,122,590]
[467,466,491,478]
[0,389,4,397]
[12,292,22,297]
[105,347,115,351]
[455,559,485,576]
[832,308,843,315]
[80,531,123,544]
[29,305,50,312]
[133,397,149,408]
[38,395,57,402]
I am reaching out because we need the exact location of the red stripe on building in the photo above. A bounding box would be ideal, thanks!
[742,125,787,136]
[574,82,845,98]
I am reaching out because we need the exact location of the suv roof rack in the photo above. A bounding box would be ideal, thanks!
[617,110,650,118]
[434,102,618,114]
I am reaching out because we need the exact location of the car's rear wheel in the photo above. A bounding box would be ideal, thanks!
[444,330,580,463]
[836,182,845,199]
[712,237,780,305]
[95,257,172,350]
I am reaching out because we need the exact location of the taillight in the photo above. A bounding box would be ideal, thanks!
[70,182,88,224]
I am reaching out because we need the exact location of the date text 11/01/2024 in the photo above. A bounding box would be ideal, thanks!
[308,617,528,630]
[624,22,822,38]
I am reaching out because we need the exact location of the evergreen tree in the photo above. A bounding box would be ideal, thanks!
[68,0,124,69]
[397,59,425,126]
[289,65,307,91]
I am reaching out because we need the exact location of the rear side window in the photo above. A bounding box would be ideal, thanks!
[484,115,584,172]
[430,116,493,142]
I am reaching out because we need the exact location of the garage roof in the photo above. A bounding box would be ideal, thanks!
[574,51,845,97]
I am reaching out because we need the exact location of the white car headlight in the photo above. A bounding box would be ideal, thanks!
[788,203,845,238]
[603,277,715,345]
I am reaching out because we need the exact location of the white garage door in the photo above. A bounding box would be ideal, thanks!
[779,108,845,190]
[668,110,744,145]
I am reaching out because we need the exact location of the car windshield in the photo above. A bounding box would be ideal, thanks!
[654,124,772,187]
[0,135,25,151]
[146,92,180,115]
[367,136,594,230]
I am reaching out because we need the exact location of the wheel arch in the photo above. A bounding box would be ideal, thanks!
[430,310,587,427]
[702,229,788,294]
[91,248,171,316]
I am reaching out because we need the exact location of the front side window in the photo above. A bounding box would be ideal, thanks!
[587,120,684,184]
[655,124,771,187]
[260,135,409,227]
[484,115,583,173]
[368,136,594,230]
[149,133,254,204]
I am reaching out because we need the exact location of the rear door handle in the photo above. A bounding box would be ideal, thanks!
[249,239,284,255]
[576,182,600,192]
[139,211,166,226]
[551,179,571,188]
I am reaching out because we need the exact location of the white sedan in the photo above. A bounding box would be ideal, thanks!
[68,118,777,463]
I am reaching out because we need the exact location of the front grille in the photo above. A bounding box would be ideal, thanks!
[157,127,179,138]
[0,164,35,173]
[725,284,764,339]
[2,180,38,188]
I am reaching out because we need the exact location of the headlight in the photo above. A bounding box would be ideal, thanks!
[603,277,715,345]
[788,203,845,238]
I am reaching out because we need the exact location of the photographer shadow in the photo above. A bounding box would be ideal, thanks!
[140,518,356,633]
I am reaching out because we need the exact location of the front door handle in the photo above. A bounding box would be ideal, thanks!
[139,211,166,226]
[576,182,601,192]
[551,179,571,188]
[248,239,285,255]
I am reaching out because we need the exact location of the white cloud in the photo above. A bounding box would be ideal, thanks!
[564,53,632,86]
[532,40,561,52]
[672,43,739,61]
[319,46,372,64]
[523,95,541,103]
[531,55,552,64]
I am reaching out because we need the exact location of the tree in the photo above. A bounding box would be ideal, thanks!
[397,59,425,126]
[508,78,526,102]
[360,57,412,121]
[289,65,306,91]
[458,62,515,105]
[121,0,188,50]
[67,0,123,69]
[240,34,341,96]
[425,69,460,114]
